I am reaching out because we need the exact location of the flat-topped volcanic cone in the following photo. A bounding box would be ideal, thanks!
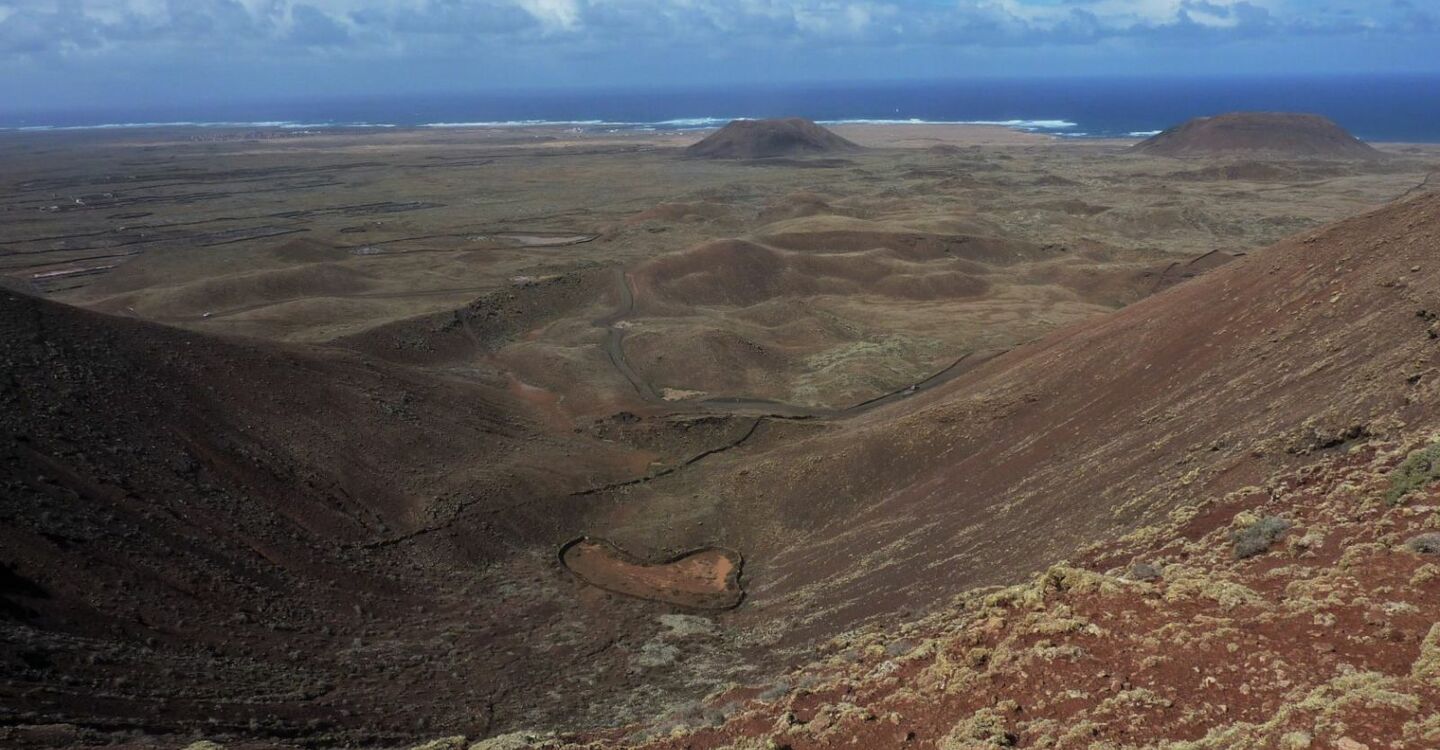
[685,118,862,159]
[1132,112,1381,159]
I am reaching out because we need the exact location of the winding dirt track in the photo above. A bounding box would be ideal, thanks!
[596,267,1003,420]
[560,267,1005,606]
[349,266,1006,550]
[596,268,661,401]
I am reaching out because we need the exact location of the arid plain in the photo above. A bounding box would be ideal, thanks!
[3,121,1440,748]
[7,124,1433,412]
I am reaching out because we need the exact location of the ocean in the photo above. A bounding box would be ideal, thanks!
[8,75,1440,142]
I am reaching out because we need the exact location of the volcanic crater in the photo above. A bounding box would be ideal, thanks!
[1,117,1438,750]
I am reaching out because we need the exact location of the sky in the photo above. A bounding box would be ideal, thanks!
[3,0,1438,113]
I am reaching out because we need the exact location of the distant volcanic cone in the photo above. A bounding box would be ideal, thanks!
[684,118,863,159]
[1131,112,1381,159]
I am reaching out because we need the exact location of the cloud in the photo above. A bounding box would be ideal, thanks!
[288,3,350,45]
[354,1,536,35]
[0,0,1436,69]
[518,0,579,29]
[1389,0,1437,33]
[165,0,258,38]
[0,4,102,54]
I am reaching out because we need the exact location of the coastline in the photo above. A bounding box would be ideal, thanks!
[7,121,1436,153]
[0,122,1084,149]
[0,116,1077,134]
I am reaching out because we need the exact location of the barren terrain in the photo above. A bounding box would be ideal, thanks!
[2,121,1439,749]
[5,124,1433,414]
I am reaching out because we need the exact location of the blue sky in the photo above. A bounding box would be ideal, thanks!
[3,0,1438,112]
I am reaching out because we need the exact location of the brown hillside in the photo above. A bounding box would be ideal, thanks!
[478,193,1440,750]
[1133,112,1381,159]
[0,290,652,745]
[631,238,991,308]
[685,118,862,160]
[579,192,1440,652]
[579,438,1440,749]
[385,192,1440,750]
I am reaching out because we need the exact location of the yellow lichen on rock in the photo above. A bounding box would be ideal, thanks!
[409,739,467,750]
[1160,565,1267,610]
[1151,671,1420,750]
[1412,623,1440,686]
[938,706,1016,749]
[470,731,562,750]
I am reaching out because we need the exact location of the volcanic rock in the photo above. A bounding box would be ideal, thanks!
[1132,112,1380,159]
[684,118,862,160]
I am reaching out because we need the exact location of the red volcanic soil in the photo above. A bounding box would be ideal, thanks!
[7,172,1440,748]
[685,118,863,160]
[1132,112,1381,159]
[582,440,1440,749]
[582,191,1440,666]
[376,190,1440,749]
[560,539,744,610]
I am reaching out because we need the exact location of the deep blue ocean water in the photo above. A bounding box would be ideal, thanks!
[8,75,1440,142]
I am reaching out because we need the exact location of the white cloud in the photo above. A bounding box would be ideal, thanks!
[0,0,1432,61]
[518,0,579,29]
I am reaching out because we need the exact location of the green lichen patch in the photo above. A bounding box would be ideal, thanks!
[1386,441,1440,505]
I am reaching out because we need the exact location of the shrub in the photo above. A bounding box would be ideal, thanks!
[1127,562,1163,581]
[1406,533,1440,555]
[940,707,1016,749]
[1232,516,1292,559]
[1386,441,1440,505]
